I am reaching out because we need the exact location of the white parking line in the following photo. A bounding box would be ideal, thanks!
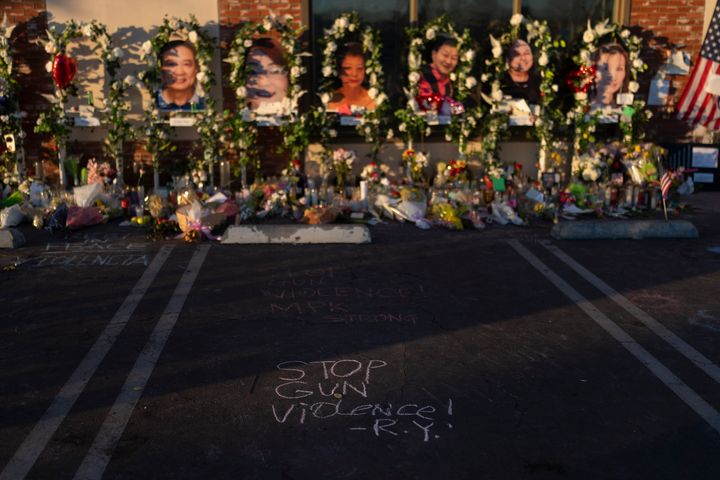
[508,240,720,435]
[540,240,720,385]
[0,245,175,480]
[73,245,210,480]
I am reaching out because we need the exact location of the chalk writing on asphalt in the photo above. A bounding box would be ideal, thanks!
[270,360,453,442]
[29,234,148,268]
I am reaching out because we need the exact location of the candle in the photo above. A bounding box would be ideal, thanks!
[359,180,368,201]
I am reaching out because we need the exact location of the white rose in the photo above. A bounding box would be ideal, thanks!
[464,50,475,62]
[575,92,587,101]
[196,71,207,83]
[369,73,377,85]
[445,133,452,142]
[465,76,477,89]
[386,129,394,140]
[628,81,639,93]
[44,42,56,54]
[409,71,420,84]
[408,53,421,69]
[338,17,349,30]
[633,59,644,69]
[244,39,253,48]
[492,46,502,58]
[81,25,93,37]
[327,41,336,52]
[141,40,153,55]
[425,127,431,137]
[348,22,356,32]
[646,110,653,119]
[45,61,52,73]
[580,50,591,64]
[481,74,489,82]
[620,29,630,38]
[236,86,246,98]
[552,84,558,92]
[510,13,524,26]
[425,28,436,40]
[320,92,330,105]
[263,19,272,31]
[368,87,378,99]
[398,123,407,132]
[376,94,387,106]
[582,29,594,43]
[538,52,548,67]
[450,73,457,81]
[322,66,333,77]
[188,31,198,44]
[112,47,124,59]
[291,66,300,78]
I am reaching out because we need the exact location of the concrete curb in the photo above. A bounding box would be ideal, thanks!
[551,220,699,240]
[222,224,371,244]
[0,228,26,248]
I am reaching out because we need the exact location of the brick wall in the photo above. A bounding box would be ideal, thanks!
[630,0,707,141]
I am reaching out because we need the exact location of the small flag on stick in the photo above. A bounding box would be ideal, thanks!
[659,170,672,221]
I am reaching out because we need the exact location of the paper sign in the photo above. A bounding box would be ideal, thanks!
[648,77,670,106]
[79,105,95,116]
[169,117,196,127]
[694,172,715,183]
[491,177,506,192]
[73,117,100,127]
[616,93,634,105]
[692,147,719,168]
[339,116,362,126]
[509,115,534,126]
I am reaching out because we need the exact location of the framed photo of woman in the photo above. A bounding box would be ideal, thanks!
[327,42,376,117]
[245,37,289,115]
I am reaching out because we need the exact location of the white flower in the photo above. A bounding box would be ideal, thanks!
[628,81,639,93]
[123,74,137,86]
[398,123,407,132]
[408,53,421,69]
[45,61,52,73]
[112,47,124,59]
[263,19,272,31]
[244,39,253,48]
[141,40,153,55]
[481,74,489,83]
[425,127,431,137]
[464,50,475,62]
[465,76,477,89]
[369,73,377,85]
[425,28,436,41]
[337,17,349,30]
[580,50,591,64]
[409,71,420,84]
[320,92,330,105]
[551,84,558,92]
[81,24,93,37]
[510,13,524,26]
[196,71,207,83]
[492,46,502,58]
[291,66,301,78]
[386,129,394,140]
[620,29,630,38]
[445,133,452,142]
[44,42,56,54]
[368,87,378,99]
[575,92,587,101]
[450,73,457,82]
[327,41,336,52]
[236,86,246,98]
[322,66,333,77]
[329,129,337,138]
[633,58,644,69]
[538,52,548,67]
[188,31,198,44]
[646,110,653,119]
[582,29,595,44]
[348,22,356,32]
[376,93,387,106]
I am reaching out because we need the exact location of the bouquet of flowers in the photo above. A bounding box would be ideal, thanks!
[332,148,356,189]
[360,161,390,189]
[86,159,115,185]
[402,148,429,184]
[622,142,664,185]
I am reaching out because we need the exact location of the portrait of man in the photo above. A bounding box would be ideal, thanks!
[591,42,630,109]
[246,37,289,114]
[157,40,205,111]
[327,42,376,114]
[501,38,541,105]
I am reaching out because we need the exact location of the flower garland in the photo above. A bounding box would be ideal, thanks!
[0,14,22,185]
[396,15,481,154]
[35,20,123,153]
[481,13,561,175]
[569,19,650,159]
[317,12,388,159]
[227,13,307,164]
[138,15,216,187]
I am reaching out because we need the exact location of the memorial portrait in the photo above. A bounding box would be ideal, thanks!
[501,38,541,105]
[591,42,630,109]
[417,34,458,103]
[157,40,205,111]
[327,42,376,114]
[246,37,289,114]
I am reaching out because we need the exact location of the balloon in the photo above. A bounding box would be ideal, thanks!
[52,54,77,90]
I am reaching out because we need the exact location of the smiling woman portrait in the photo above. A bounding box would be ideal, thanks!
[246,37,289,112]
[501,38,541,104]
[327,42,376,114]
[418,34,458,101]
[591,42,630,109]
[157,40,205,111]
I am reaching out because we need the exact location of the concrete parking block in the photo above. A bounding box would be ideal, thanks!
[222,224,371,244]
[551,220,699,240]
[0,228,26,248]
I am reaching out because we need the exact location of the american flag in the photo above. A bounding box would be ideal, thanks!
[660,170,673,200]
[677,1,720,128]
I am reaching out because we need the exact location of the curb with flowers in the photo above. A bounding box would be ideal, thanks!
[569,19,650,160]
[35,20,126,186]
[138,15,216,190]
[481,13,562,177]
[0,14,24,187]
[226,13,307,184]
[396,15,481,156]
[317,12,389,160]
